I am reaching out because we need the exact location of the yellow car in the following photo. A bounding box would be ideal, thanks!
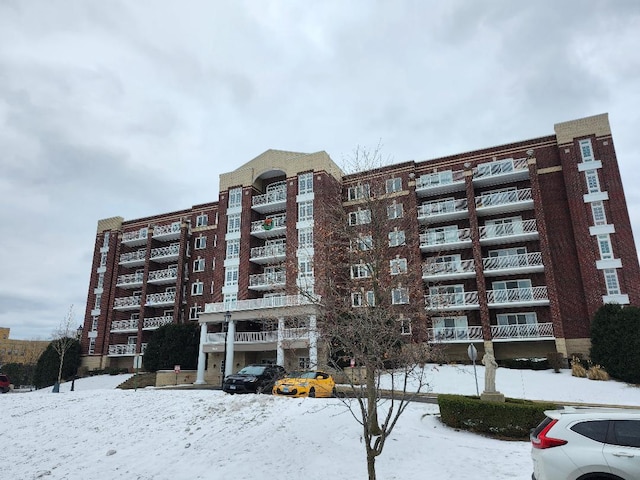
[272,370,336,398]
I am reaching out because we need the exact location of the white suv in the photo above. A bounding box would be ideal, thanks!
[531,407,640,480]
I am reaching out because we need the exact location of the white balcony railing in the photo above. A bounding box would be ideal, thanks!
[143,316,173,329]
[479,219,538,242]
[150,244,180,261]
[122,228,148,245]
[483,252,543,272]
[252,187,287,207]
[476,188,532,209]
[420,227,472,251]
[417,198,468,223]
[205,327,310,345]
[250,243,287,261]
[108,343,148,356]
[204,294,319,314]
[415,170,466,196]
[249,271,286,288]
[153,222,181,239]
[110,319,139,332]
[250,214,287,235]
[491,322,554,340]
[425,291,480,310]
[145,292,176,305]
[486,286,549,305]
[422,259,475,278]
[148,268,178,282]
[119,249,146,265]
[114,295,142,309]
[116,272,144,287]
[428,326,484,342]
[475,157,529,180]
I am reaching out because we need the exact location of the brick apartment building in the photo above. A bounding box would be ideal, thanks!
[79,113,640,384]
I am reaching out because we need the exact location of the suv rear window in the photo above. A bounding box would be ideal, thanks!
[571,420,609,443]
[610,420,640,448]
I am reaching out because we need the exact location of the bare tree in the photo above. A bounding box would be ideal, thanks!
[309,145,443,480]
[52,304,78,391]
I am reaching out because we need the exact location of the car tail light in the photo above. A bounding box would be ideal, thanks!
[531,419,568,449]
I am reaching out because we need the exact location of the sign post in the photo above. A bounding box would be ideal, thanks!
[467,344,480,396]
[174,365,180,385]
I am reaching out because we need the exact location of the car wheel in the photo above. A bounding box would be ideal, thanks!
[309,387,316,398]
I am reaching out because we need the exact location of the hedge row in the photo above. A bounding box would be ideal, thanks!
[437,394,558,439]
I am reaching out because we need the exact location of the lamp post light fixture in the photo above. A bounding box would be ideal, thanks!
[221,310,231,387]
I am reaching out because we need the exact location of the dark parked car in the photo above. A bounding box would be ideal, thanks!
[0,374,10,393]
[222,364,286,394]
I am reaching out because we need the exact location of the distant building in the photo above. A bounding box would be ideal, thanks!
[0,328,49,366]
[79,113,640,383]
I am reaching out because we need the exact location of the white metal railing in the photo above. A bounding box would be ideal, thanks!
[475,157,528,179]
[428,326,484,342]
[148,268,178,281]
[418,198,468,217]
[251,214,287,233]
[145,292,176,305]
[252,187,287,207]
[483,252,543,271]
[204,294,320,314]
[420,227,472,248]
[153,222,181,237]
[110,319,139,331]
[114,295,142,309]
[122,228,148,243]
[491,322,554,339]
[143,316,173,329]
[150,244,180,259]
[205,327,310,345]
[119,249,146,264]
[416,170,465,189]
[479,218,537,240]
[476,188,532,208]
[108,343,148,356]
[116,272,144,286]
[425,291,479,309]
[423,258,475,276]
[486,286,548,304]
[250,243,287,259]
[249,271,286,287]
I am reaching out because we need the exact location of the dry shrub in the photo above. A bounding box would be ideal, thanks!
[571,356,587,378]
[587,364,610,381]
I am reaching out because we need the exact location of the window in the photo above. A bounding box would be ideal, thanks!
[352,235,373,251]
[194,236,206,249]
[610,420,640,448]
[429,285,464,308]
[579,139,595,162]
[298,228,314,248]
[585,170,601,194]
[96,272,105,289]
[570,420,609,443]
[347,184,370,201]
[193,258,205,272]
[604,268,621,295]
[351,290,375,307]
[226,239,240,259]
[298,200,314,221]
[225,266,239,286]
[94,293,102,309]
[228,187,242,208]
[102,231,110,248]
[298,258,314,278]
[298,172,313,195]
[227,213,241,233]
[189,305,202,320]
[400,317,412,335]
[223,293,237,310]
[386,177,402,193]
[390,257,408,275]
[100,252,108,267]
[392,287,409,305]
[597,234,614,260]
[351,263,372,279]
[425,225,460,245]
[196,214,208,227]
[298,357,311,369]
[492,279,532,302]
[591,201,607,226]
[485,216,524,237]
[388,229,406,247]
[387,202,404,219]
[348,209,371,225]
[91,317,99,331]
[191,281,204,295]
[433,316,469,340]
[497,312,537,325]
[88,338,96,355]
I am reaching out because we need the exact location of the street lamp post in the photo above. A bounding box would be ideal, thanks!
[221,311,230,387]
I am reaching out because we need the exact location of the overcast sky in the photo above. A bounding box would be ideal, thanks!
[1,0,639,340]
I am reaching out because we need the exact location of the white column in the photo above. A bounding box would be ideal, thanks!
[309,314,318,369]
[277,317,285,366]
[195,323,207,384]
[224,320,236,378]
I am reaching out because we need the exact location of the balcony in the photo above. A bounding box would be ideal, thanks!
[110,319,139,333]
[153,222,182,241]
[119,249,146,267]
[491,322,554,341]
[143,315,174,330]
[116,272,144,289]
[417,198,468,224]
[252,186,287,214]
[415,170,466,197]
[248,271,286,291]
[475,188,533,216]
[250,243,287,264]
[114,295,142,311]
[204,294,319,317]
[483,252,544,276]
[473,157,529,187]
[486,286,549,307]
[424,291,480,311]
[108,343,148,357]
[250,214,286,239]
[422,259,476,281]
[419,227,472,252]
[204,327,310,351]
[122,228,148,247]
[145,291,176,307]
[148,267,178,285]
[479,219,538,246]
[150,243,180,263]
[427,326,484,343]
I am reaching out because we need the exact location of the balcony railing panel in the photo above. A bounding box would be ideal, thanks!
[205,327,310,345]
[474,157,529,186]
[110,319,140,332]
[150,244,180,262]
[419,228,472,252]
[145,292,176,306]
[250,214,287,238]
[148,268,178,283]
[153,222,181,241]
[491,322,554,340]
[415,170,466,196]
[114,296,142,310]
[249,271,286,289]
[108,343,148,356]
[486,286,549,306]
[204,294,319,314]
[250,244,287,263]
[424,291,480,310]
[252,187,287,207]
[483,252,543,275]
[116,272,144,288]
[122,228,148,246]
[143,316,174,329]
[428,326,484,342]
[479,219,538,244]
[422,259,475,279]
[417,198,468,223]
[119,249,146,265]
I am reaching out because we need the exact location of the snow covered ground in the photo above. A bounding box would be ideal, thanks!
[3,365,639,480]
